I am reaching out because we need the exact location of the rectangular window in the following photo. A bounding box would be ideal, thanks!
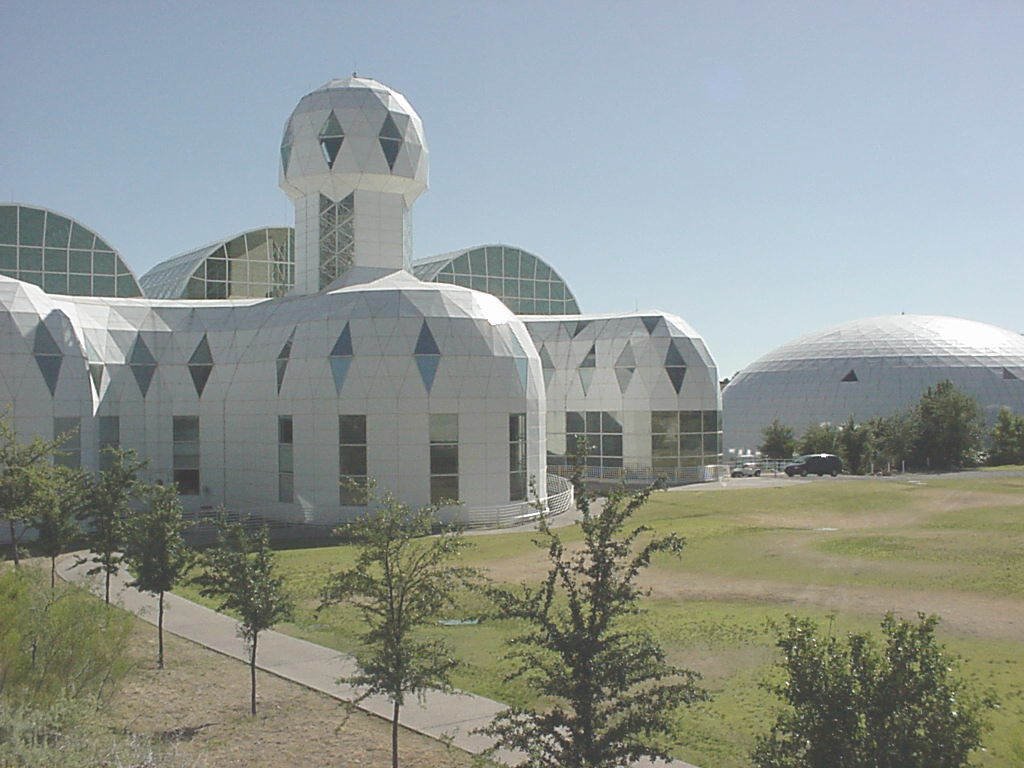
[565,411,623,469]
[339,415,367,506]
[278,416,294,503]
[172,416,200,495]
[510,413,527,501]
[53,417,81,469]
[98,416,119,471]
[429,414,459,505]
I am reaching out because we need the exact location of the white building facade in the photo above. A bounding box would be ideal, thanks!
[1,77,722,528]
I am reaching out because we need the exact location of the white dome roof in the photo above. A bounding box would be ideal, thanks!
[723,314,1024,451]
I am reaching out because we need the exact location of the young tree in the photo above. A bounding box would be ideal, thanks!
[753,613,993,768]
[30,465,88,588]
[915,380,983,470]
[988,407,1024,466]
[318,490,477,768]
[78,448,147,604]
[191,513,293,715]
[0,415,67,566]
[122,483,191,669]
[837,416,872,475]
[760,418,796,459]
[482,468,706,768]
[798,422,840,455]
[866,412,917,472]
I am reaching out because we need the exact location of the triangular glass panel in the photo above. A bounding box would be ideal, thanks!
[33,322,61,355]
[580,344,597,369]
[841,369,858,382]
[319,111,345,169]
[35,355,61,396]
[416,355,440,392]
[1002,367,1019,381]
[330,356,351,394]
[331,323,354,357]
[578,367,594,396]
[614,342,635,369]
[539,344,554,371]
[665,366,686,394]
[188,335,213,366]
[189,365,212,397]
[615,366,634,394]
[129,335,156,366]
[665,341,686,367]
[572,320,590,338]
[276,331,295,394]
[131,361,156,397]
[379,113,402,140]
[642,316,661,334]
[89,363,104,393]
[414,322,440,356]
[281,120,294,173]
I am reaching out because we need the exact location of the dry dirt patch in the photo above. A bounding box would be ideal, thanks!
[113,622,477,768]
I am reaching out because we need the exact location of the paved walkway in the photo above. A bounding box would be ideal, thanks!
[57,552,697,768]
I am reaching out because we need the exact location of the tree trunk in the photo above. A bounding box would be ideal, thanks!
[50,556,56,589]
[392,700,400,768]
[158,590,165,669]
[250,633,258,716]
[9,520,18,566]
[104,569,111,604]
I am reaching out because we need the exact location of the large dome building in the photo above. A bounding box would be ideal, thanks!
[723,314,1024,452]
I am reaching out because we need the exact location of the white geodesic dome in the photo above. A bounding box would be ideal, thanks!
[723,314,1024,452]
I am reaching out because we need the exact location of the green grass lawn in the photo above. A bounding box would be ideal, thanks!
[176,474,1024,767]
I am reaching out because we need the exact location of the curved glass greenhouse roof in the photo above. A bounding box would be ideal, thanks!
[412,244,580,315]
[0,204,141,297]
[140,227,294,299]
[723,314,1024,452]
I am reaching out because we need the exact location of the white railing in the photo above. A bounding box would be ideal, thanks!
[548,463,725,485]
[456,474,575,530]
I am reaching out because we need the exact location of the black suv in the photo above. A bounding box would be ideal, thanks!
[784,454,842,477]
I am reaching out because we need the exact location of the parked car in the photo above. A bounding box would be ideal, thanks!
[784,454,843,477]
[731,462,761,478]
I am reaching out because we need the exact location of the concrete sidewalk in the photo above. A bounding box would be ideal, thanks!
[58,552,697,768]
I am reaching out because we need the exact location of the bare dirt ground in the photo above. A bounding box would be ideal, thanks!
[114,620,478,768]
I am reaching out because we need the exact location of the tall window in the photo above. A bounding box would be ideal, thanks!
[97,416,119,472]
[565,411,623,468]
[339,415,367,505]
[278,416,294,503]
[172,416,200,495]
[510,413,527,501]
[651,410,723,474]
[429,414,458,505]
[53,417,80,469]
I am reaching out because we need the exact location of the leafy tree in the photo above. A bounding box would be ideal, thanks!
[761,419,796,459]
[798,422,840,455]
[191,513,294,715]
[865,413,917,472]
[837,416,872,475]
[0,415,67,566]
[914,380,983,470]
[78,448,147,604]
[482,466,706,768]
[30,465,88,588]
[753,613,993,768]
[318,489,477,768]
[988,407,1024,466]
[122,483,191,669]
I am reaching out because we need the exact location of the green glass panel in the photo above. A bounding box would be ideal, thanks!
[536,299,551,313]
[43,273,68,293]
[339,445,367,475]
[469,275,486,291]
[206,258,227,281]
[703,433,721,455]
[503,248,520,276]
[93,251,115,274]
[551,282,565,300]
[651,434,677,458]
[18,208,44,245]
[68,222,94,249]
[703,411,720,431]
[504,278,518,297]
[429,413,458,443]
[246,229,267,250]
[206,281,226,299]
[67,274,92,295]
[520,280,535,298]
[20,271,43,287]
[681,434,702,456]
[44,214,71,247]
[94,237,111,251]
[430,475,459,505]
[68,250,92,273]
[680,411,702,433]
[0,246,15,269]
[0,207,17,244]
[651,411,679,436]
[339,414,366,444]
[43,249,68,272]
[226,236,246,259]
[467,249,484,273]
[117,275,139,296]
[0,268,15,279]
[92,275,114,295]
[521,299,536,313]
[485,247,502,274]
[451,254,471,274]
[519,252,536,278]
[429,444,458,474]
[535,260,552,280]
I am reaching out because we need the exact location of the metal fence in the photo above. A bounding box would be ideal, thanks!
[548,463,726,486]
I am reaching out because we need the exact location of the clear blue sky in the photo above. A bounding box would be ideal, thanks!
[3,1,1022,378]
